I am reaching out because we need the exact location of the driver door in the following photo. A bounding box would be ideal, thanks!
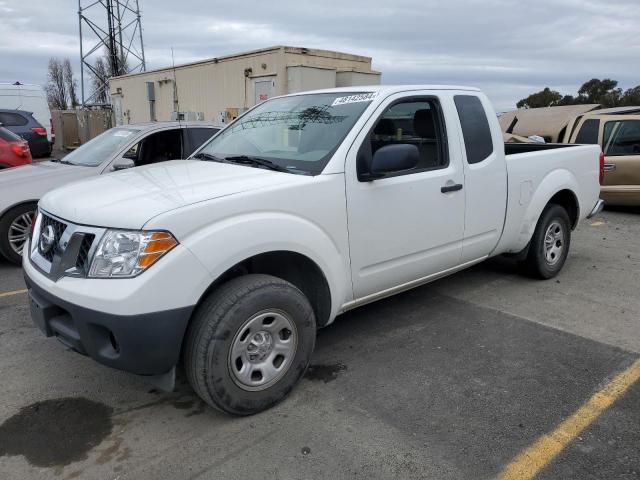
[345,93,466,299]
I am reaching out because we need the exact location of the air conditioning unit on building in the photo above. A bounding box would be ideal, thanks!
[170,111,204,121]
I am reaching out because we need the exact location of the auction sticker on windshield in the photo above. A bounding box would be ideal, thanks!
[331,92,378,107]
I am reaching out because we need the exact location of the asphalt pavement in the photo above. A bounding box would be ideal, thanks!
[0,208,638,480]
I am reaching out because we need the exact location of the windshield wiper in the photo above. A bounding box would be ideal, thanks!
[193,152,226,163]
[224,155,292,173]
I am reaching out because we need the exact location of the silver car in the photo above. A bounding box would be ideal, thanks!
[0,121,219,264]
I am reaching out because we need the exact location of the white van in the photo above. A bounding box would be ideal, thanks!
[0,83,53,145]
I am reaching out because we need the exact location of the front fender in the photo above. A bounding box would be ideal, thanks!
[179,211,351,320]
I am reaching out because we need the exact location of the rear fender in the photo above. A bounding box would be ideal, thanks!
[513,169,580,251]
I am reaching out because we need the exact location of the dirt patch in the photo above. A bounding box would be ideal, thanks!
[0,397,113,467]
[304,363,347,383]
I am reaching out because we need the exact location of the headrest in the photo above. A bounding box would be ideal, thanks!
[374,118,396,136]
[413,109,435,138]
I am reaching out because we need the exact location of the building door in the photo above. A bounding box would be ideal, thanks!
[253,77,275,105]
[111,95,123,126]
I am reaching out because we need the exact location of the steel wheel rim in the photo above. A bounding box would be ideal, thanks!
[228,309,298,392]
[8,211,34,257]
[544,221,564,266]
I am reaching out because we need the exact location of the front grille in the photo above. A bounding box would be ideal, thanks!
[38,213,67,262]
[75,234,95,274]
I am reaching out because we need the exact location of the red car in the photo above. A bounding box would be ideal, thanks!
[0,125,32,169]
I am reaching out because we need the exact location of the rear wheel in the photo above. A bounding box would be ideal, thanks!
[520,204,571,279]
[0,203,36,265]
[183,274,316,415]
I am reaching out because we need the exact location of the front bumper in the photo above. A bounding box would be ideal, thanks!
[25,269,194,376]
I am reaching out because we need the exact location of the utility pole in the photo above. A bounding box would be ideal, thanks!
[78,0,147,106]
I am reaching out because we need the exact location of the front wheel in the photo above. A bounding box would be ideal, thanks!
[520,204,571,279]
[0,203,37,265]
[183,274,316,415]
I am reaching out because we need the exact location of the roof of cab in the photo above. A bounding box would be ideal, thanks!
[122,121,219,129]
[285,85,481,96]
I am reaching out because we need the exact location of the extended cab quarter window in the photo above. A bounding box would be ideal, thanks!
[367,99,446,174]
[574,119,600,144]
[603,120,640,156]
[454,95,493,164]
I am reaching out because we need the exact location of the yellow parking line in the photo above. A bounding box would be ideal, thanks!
[498,358,640,480]
[0,288,27,298]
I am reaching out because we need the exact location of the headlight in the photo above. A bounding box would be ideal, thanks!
[88,230,178,278]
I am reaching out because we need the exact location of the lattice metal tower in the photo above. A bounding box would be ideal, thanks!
[78,0,146,106]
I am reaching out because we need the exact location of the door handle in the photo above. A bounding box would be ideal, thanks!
[441,183,463,193]
[603,163,616,172]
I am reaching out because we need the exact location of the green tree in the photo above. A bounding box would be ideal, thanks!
[516,87,563,109]
[621,86,640,106]
[517,79,640,109]
[576,78,622,107]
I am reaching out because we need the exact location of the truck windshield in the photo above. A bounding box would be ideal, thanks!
[63,127,139,167]
[195,92,376,175]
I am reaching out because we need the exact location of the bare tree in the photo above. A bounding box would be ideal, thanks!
[45,58,68,110]
[90,50,129,105]
[63,59,79,108]
[91,56,110,105]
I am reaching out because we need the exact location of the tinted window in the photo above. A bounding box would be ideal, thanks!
[0,112,28,126]
[454,95,493,164]
[0,126,22,141]
[186,128,217,156]
[574,119,599,144]
[603,120,640,156]
[368,99,446,173]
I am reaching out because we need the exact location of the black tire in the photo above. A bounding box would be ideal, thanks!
[520,204,571,279]
[0,203,37,265]
[183,274,316,415]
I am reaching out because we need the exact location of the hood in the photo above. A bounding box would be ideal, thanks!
[40,160,309,229]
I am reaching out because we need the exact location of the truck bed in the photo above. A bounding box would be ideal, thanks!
[505,142,579,156]
[494,142,602,255]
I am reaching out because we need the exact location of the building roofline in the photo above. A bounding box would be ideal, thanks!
[111,46,373,81]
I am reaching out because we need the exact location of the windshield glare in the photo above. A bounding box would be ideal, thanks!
[63,127,139,167]
[196,92,376,174]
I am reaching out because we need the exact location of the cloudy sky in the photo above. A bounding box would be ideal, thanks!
[0,0,638,110]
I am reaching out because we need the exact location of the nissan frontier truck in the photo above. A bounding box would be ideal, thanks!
[24,86,603,415]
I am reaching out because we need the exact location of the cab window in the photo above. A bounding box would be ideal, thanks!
[124,129,183,166]
[574,119,600,144]
[603,120,640,156]
[366,98,447,174]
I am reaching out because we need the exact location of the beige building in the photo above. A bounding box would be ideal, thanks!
[109,46,381,126]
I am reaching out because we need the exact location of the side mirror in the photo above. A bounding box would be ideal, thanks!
[362,144,419,180]
[111,158,135,171]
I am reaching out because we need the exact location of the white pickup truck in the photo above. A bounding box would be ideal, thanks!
[24,86,603,415]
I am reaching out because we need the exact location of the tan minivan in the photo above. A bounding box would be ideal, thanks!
[564,110,640,206]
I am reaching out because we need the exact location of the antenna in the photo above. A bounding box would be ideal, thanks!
[78,0,147,107]
[171,47,181,124]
